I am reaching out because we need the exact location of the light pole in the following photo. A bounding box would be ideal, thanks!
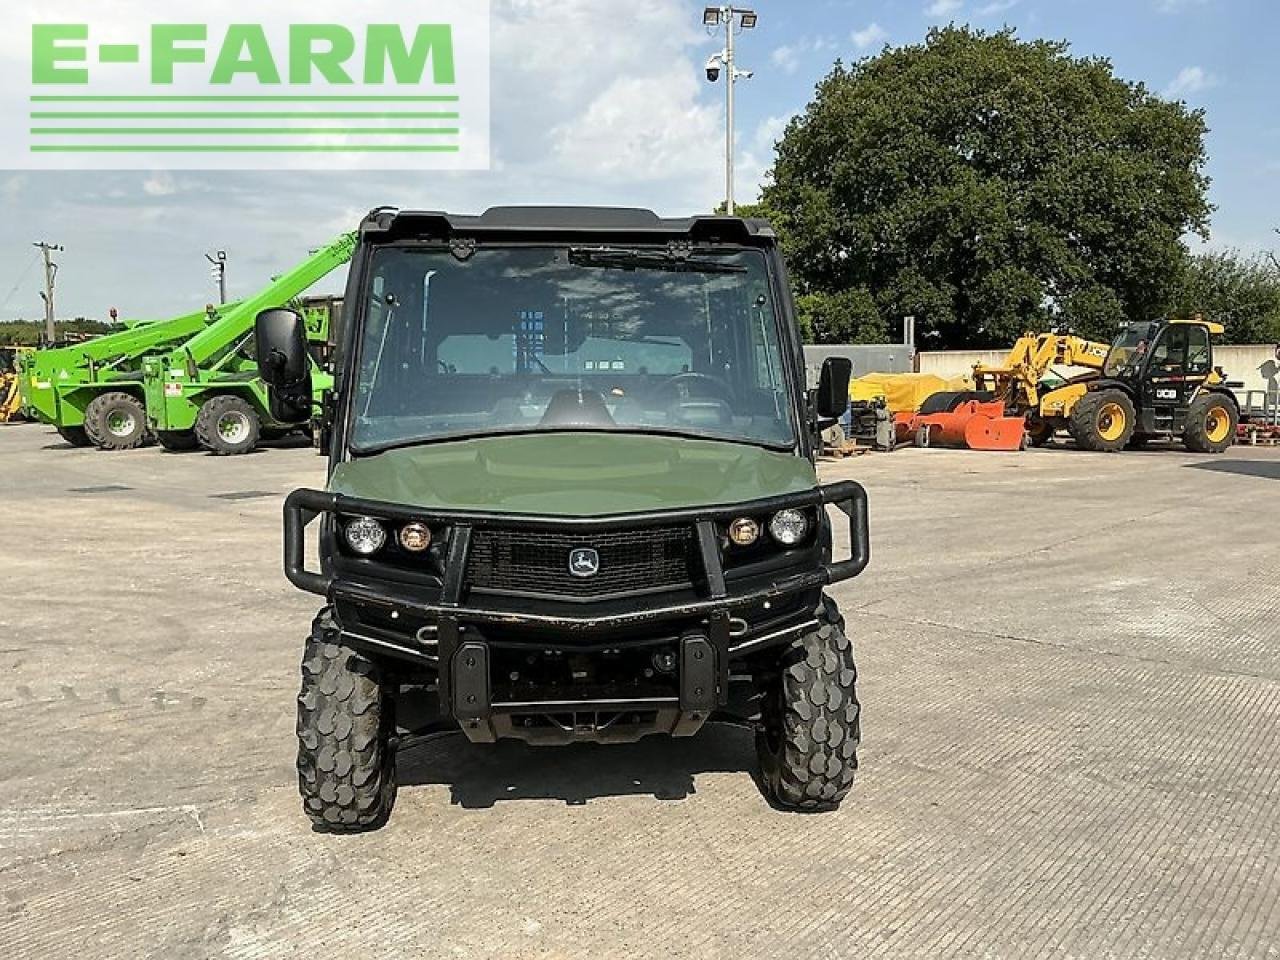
[703,6,757,215]
[206,250,228,304]
[33,241,62,345]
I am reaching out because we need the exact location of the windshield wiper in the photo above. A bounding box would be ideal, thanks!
[568,246,747,275]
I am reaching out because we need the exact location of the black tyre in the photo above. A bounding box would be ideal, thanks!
[195,395,260,455]
[1183,393,1238,454]
[1027,418,1056,447]
[297,610,397,832]
[917,390,990,416]
[55,425,93,447]
[1069,389,1135,453]
[756,596,860,812]
[84,391,148,450]
[156,430,200,452]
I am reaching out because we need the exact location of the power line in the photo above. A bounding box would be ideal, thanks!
[0,250,41,315]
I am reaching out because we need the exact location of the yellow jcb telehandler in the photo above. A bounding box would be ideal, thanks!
[973,319,1238,453]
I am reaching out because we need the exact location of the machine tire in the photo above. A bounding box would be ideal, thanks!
[1069,389,1135,453]
[1026,418,1055,447]
[1183,393,1238,454]
[755,596,860,812]
[55,425,94,447]
[156,430,200,452]
[296,610,397,832]
[84,391,148,451]
[195,395,261,455]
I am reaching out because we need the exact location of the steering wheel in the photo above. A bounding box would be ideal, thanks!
[652,372,736,406]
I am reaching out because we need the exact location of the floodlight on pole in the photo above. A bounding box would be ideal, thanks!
[702,7,757,215]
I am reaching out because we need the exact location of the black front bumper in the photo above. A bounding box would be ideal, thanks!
[283,481,869,743]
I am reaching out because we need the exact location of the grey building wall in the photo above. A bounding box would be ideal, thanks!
[802,344,915,389]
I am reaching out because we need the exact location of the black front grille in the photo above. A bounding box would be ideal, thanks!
[466,524,699,600]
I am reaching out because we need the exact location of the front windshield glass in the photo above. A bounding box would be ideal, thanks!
[348,245,796,452]
[1103,323,1157,378]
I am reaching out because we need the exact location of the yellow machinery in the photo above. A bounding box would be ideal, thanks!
[971,333,1110,444]
[971,319,1236,452]
[0,347,32,423]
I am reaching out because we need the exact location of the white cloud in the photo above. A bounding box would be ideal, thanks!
[925,0,963,16]
[142,173,178,197]
[771,36,838,76]
[852,23,889,51]
[976,0,1020,15]
[1163,65,1219,98]
[772,44,801,75]
[0,175,27,204]
[550,70,722,184]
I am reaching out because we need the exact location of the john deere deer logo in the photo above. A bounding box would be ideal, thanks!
[568,547,600,578]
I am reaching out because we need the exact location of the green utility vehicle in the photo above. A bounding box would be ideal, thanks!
[260,207,870,830]
[140,233,356,454]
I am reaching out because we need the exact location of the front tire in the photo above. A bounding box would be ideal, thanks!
[296,611,397,832]
[84,391,148,450]
[755,597,860,812]
[195,395,261,455]
[1183,394,1238,453]
[1069,389,1135,453]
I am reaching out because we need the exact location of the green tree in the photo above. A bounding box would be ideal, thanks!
[763,27,1212,348]
[1172,249,1280,344]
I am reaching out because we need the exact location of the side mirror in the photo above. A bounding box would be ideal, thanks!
[815,356,852,420]
[255,308,312,424]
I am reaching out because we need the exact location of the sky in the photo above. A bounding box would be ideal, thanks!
[0,0,1274,320]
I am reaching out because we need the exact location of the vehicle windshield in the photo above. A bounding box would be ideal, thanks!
[1103,322,1157,378]
[348,245,796,453]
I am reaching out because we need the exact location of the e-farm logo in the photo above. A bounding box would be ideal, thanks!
[3,1,490,170]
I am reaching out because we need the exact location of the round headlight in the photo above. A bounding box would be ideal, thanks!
[398,522,432,552]
[727,517,760,546]
[344,516,386,555]
[768,509,809,546]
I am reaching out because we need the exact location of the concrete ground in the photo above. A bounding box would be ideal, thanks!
[0,422,1277,959]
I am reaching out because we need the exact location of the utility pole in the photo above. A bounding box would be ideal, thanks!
[33,241,62,345]
[206,250,228,304]
[703,6,757,215]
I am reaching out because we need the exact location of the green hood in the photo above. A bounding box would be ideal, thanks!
[329,432,816,516]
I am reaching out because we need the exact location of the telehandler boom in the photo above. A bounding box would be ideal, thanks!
[140,233,356,454]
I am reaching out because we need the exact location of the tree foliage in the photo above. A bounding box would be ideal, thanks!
[762,27,1212,348]
[1173,250,1280,344]
[0,318,119,347]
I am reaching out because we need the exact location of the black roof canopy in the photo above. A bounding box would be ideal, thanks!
[359,205,777,245]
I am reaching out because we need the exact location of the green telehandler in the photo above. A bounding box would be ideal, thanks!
[141,232,356,454]
[21,305,238,447]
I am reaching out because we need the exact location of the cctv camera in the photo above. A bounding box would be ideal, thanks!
[705,55,721,83]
